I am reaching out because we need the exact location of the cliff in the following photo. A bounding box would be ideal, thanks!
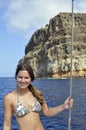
[19,12,86,78]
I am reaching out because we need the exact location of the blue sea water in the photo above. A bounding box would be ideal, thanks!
[0,77,86,130]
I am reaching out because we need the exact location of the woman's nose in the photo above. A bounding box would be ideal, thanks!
[21,77,25,82]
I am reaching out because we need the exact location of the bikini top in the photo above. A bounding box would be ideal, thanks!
[15,93,42,117]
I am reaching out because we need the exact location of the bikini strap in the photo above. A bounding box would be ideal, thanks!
[16,91,20,103]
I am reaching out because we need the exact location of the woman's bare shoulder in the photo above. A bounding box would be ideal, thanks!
[4,90,16,102]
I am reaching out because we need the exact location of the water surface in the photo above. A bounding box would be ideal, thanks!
[0,78,86,130]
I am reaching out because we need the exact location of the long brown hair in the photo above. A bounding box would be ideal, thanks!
[15,63,45,106]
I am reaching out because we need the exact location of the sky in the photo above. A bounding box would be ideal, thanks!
[0,0,86,77]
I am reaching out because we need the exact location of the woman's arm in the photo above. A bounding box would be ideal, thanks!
[42,97,73,117]
[3,93,13,130]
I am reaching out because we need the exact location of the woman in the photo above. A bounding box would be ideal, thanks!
[3,63,73,130]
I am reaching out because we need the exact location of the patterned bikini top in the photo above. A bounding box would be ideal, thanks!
[15,93,42,117]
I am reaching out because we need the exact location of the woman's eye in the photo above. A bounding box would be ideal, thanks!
[25,77,30,79]
[18,76,22,79]
[17,76,30,79]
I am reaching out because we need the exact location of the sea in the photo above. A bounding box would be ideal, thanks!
[0,77,86,130]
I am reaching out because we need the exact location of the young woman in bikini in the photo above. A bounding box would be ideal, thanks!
[3,63,73,130]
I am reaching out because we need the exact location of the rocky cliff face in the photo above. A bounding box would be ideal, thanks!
[19,12,86,78]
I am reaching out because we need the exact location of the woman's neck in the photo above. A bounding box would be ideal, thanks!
[16,87,30,96]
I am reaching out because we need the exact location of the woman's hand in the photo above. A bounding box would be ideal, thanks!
[64,97,74,109]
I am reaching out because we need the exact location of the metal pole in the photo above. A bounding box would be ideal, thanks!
[68,0,74,130]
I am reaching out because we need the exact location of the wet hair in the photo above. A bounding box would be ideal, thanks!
[15,63,45,106]
[15,63,35,81]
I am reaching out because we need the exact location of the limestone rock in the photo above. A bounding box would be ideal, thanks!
[19,13,86,78]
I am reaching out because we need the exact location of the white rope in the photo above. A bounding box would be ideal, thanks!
[68,0,74,130]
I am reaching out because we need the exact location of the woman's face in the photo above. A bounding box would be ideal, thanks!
[16,70,31,89]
